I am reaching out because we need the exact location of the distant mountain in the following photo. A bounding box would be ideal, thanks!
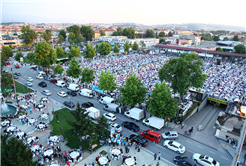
[1,22,25,25]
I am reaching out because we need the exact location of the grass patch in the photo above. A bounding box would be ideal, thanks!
[99,150,107,156]
[5,101,13,104]
[15,81,33,93]
[51,108,105,151]
[178,102,198,122]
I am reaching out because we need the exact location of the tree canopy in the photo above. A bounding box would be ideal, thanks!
[69,45,80,59]
[234,44,246,54]
[147,82,178,118]
[139,40,145,47]
[25,52,35,63]
[159,38,165,43]
[84,44,96,59]
[146,29,155,38]
[123,41,131,53]
[97,116,109,136]
[212,35,220,41]
[231,35,239,41]
[81,25,95,41]
[113,45,120,53]
[132,41,139,50]
[98,42,111,56]
[111,31,119,36]
[42,30,52,42]
[80,67,95,86]
[1,46,13,70]
[56,46,65,58]
[15,51,23,62]
[201,33,212,41]
[58,29,67,40]
[1,72,13,98]
[66,25,81,38]
[34,41,56,68]
[216,47,224,52]
[100,29,106,36]
[223,37,230,41]
[53,65,64,76]
[21,25,37,47]
[76,34,85,44]
[66,57,81,78]
[68,32,76,42]
[98,70,117,92]
[158,31,166,37]
[122,27,136,39]
[168,31,173,37]
[119,74,147,106]
[117,27,123,36]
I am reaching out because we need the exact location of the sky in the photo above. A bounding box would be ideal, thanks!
[1,0,246,28]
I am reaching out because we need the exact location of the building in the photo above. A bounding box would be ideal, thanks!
[178,39,192,46]
[105,29,115,37]
[178,31,193,35]
[0,35,20,47]
[94,30,100,41]
[179,34,201,45]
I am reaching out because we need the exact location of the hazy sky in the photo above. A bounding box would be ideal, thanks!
[1,0,245,27]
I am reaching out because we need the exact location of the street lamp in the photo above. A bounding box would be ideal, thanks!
[57,120,65,142]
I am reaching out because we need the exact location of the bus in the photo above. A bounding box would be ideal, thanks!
[56,58,70,65]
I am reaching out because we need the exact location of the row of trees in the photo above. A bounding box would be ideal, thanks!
[201,33,241,41]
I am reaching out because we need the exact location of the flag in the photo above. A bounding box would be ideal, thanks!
[207,46,209,49]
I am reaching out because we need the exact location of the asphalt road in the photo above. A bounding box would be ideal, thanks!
[6,62,232,166]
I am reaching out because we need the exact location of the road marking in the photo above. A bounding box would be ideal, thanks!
[186,149,195,153]
[221,143,225,147]
[209,151,215,154]
[221,156,229,160]
[186,140,192,143]
[197,145,204,149]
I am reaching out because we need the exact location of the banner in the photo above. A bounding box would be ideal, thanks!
[207,97,229,105]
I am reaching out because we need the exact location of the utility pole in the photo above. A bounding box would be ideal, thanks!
[231,119,246,166]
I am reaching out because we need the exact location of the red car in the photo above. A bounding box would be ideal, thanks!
[15,65,20,68]
[50,79,58,84]
[140,130,162,143]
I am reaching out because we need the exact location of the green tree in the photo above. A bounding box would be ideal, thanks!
[117,27,123,36]
[119,74,147,107]
[76,34,84,44]
[124,41,131,53]
[95,44,99,53]
[158,31,165,37]
[1,136,34,166]
[58,29,67,40]
[96,115,110,136]
[132,41,139,50]
[146,29,155,38]
[122,27,136,39]
[84,44,96,59]
[69,45,80,59]
[80,67,95,87]
[21,25,37,48]
[111,31,118,36]
[1,72,13,100]
[57,34,64,44]
[9,44,13,49]
[98,70,117,93]
[53,65,64,76]
[68,32,76,42]
[159,38,165,43]
[56,46,65,58]
[66,57,81,78]
[14,51,23,62]
[201,33,212,41]
[42,30,52,42]
[158,53,206,117]
[66,25,81,38]
[231,35,239,41]
[25,52,35,63]
[113,45,120,53]
[216,47,224,52]
[147,82,178,118]
[223,37,230,41]
[2,46,13,58]
[81,25,95,41]
[168,31,173,37]
[100,29,106,36]
[140,40,146,47]
[98,42,111,56]
[234,44,246,54]
[69,39,73,45]
[34,41,56,69]
[212,35,220,41]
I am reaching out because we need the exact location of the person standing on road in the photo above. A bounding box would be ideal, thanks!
[154,152,157,160]
[189,126,193,135]
[158,152,161,160]
[181,123,184,129]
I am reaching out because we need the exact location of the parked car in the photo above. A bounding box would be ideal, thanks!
[140,130,161,143]
[110,122,122,133]
[24,82,33,87]
[121,121,140,132]
[14,72,21,76]
[192,154,219,166]
[162,131,179,140]
[50,79,58,84]
[67,91,77,96]
[163,140,185,154]
[173,156,196,166]
[57,91,67,97]
[36,75,43,79]
[42,90,51,96]
[103,113,116,121]
[81,102,94,109]
[13,75,18,79]
[26,77,33,82]
[129,134,148,147]
[63,101,75,108]
[38,81,47,87]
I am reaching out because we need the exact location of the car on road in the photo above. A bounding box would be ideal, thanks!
[14,72,21,76]
[57,91,67,97]
[41,90,51,96]
[30,65,37,69]
[50,79,58,84]
[162,131,179,140]
[129,134,148,147]
[103,113,116,121]
[110,122,122,133]
[13,75,18,79]
[24,82,33,87]
[121,121,140,132]
[140,130,161,143]
[26,77,33,82]
[44,76,52,80]
[63,101,75,108]
[38,81,47,87]
[82,102,94,109]
[67,91,77,96]
[36,75,43,79]
[15,64,20,68]
[173,156,196,166]
[192,154,219,166]
[163,140,185,154]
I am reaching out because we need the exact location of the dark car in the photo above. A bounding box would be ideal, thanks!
[121,121,140,132]
[44,76,52,80]
[14,72,21,76]
[13,75,18,79]
[38,81,47,87]
[50,79,58,84]
[67,91,77,96]
[173,156,196,166]
[82,102,94,109]
[63,101,75,108]
[129,134,148,147]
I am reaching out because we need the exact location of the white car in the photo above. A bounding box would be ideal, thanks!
[110,122,122,132]
[26,77,33,82]
[162,131,179,140]
[103,113,116,121]
[163,140,185,154]
[36,75,43,79]
[42,90,51,96]
[57,91,67,97]
[192,153,220,166]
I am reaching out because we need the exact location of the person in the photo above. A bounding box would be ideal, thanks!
[158,152,161,160]
[181,123,184,129]
[244,153,246,164]
[154,152,157,160]
[156,162,160,166]
[189,127,193,135]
